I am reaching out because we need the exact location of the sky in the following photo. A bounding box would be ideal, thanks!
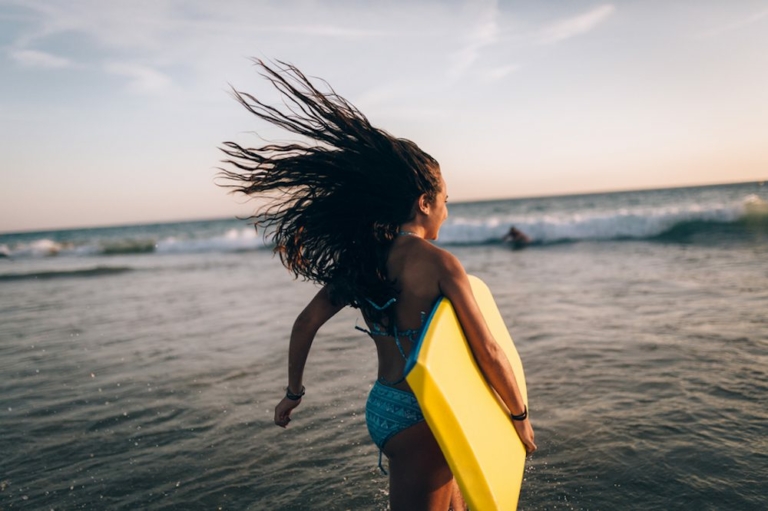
[1,0,767,233]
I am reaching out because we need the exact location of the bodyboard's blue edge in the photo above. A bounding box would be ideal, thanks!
[403,295,445,376]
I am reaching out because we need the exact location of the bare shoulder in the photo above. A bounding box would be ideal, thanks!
[403,239,461,269]
[408,242,469,290]
[389,239,463,286]
[432,246,464,275]
[421,246,473,299]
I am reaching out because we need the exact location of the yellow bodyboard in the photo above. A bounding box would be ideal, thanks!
[405,275,528,511]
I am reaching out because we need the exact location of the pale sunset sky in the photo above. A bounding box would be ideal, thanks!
[1,0,767,232]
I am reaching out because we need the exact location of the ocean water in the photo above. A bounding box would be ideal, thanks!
[1,181,767,510]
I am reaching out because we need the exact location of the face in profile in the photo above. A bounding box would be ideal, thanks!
[425,173,448,240]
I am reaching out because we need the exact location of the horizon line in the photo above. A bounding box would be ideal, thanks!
[1,177,765,236]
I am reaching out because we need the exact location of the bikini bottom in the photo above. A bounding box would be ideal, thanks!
[365,380,425,474]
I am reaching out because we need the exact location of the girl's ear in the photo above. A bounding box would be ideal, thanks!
[417,193,431,215]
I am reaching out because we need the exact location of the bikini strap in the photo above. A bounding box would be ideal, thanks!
[392,324,407,360]
[364,297,396,310]
[354,324,372,336]
[355,320,389,338]
[378,375,407,386]
[378,449,388,475]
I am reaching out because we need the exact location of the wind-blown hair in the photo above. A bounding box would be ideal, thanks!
[219,60,441,323]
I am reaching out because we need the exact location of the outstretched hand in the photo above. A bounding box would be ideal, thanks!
[513,418,537,454]
[274,396,301,428]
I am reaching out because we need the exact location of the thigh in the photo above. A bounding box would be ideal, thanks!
[384,421,455,511]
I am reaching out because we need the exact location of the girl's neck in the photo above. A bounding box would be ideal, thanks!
[397,226,426,239]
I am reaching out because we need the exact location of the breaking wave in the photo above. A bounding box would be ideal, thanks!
[0,266,133,282]
[0,228,270,259]
[438,195,767,245]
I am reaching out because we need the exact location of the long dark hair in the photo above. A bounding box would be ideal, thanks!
[219,60,441,323]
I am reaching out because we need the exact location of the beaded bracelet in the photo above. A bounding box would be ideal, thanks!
[285,386,305,401]
[510,405,528,421]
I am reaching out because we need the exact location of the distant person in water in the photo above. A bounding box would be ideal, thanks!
[503,226,531,249]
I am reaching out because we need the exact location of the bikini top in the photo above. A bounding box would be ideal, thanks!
[354,297,428,361]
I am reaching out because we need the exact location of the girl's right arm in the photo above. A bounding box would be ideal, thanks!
[436,251,537,453]
[274,285,345,428]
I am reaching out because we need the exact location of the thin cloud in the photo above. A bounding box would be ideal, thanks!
[3,0,174,59]
[265,24,392,39]
[354,82,411,110]
[698,8,768,38]
[105,62,171,94]
[448,0,500,80]
[539,4,615,45]
[482,64,520,82]
[366,106,453,123]
[5,1,393,54]
[10,48,72,68]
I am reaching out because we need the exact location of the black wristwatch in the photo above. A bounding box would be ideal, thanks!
[285,386,305,401]
[510,405,528,421]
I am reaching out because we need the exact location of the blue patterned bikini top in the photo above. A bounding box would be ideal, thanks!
[355,297,428,385]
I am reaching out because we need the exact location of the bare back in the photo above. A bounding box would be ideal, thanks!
[363,236,446,388]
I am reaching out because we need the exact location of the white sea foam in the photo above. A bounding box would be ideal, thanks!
[1,228,270,259]
[9,239,68,257]
[155,227,268,254]
[744,194,768,214]
[438,197,751,245]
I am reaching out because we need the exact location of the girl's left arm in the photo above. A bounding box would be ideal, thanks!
[437,251,537,453]
[274,285,345,428]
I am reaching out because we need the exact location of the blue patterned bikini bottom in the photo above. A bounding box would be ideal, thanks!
[366,380,425,473]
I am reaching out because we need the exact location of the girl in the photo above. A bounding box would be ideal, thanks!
[221,60,536,510]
